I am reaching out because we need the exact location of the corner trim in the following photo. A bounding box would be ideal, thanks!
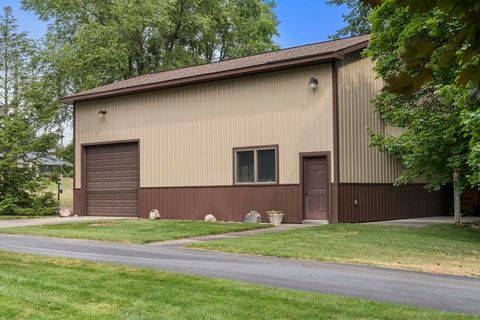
[331,61,340,223]
[332,62,340,184]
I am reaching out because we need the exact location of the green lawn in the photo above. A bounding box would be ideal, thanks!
[47,177,73,210]
[0,216,52,220]
[0,219,271,244]
[191,223,480,277]
[0,251,476,320]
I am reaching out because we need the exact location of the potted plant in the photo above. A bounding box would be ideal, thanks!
[266,210,284,227]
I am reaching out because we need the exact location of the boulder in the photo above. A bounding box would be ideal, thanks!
[204,214,217,222]
[149,209,160,220]
[244,210,261,223]
[59,208,71,217]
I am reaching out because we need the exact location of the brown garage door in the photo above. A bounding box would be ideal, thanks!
[86,142,139,216]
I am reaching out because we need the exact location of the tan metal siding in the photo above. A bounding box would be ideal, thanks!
[75,64,334,188]
[338,52,402,183]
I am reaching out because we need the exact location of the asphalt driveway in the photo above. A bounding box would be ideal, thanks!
[0,233,479,314]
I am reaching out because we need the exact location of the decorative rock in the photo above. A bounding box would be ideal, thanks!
[59,208,71,217]
[204,214,217,222]
[244,210,261,223]
[149,209,160,220]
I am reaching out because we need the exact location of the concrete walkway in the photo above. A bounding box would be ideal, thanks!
[0,216,134,228]
[367,216,480,227]
[0,233,479,314]
[150,223,314,247]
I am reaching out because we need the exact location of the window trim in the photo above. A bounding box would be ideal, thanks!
[233,145,279,185]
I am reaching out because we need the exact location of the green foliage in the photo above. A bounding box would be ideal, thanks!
[365,0,480,91]
[0,191,57,216]
[192,223,480,277]
[327,0,371,39]
[22,0,279,97]
[56,142,73,176]
[0,112,58,216]
[1,251,474,320]
[365,0,480,191]
[0,7,58,216]
[1,219,271,244]
[58,142,73,164]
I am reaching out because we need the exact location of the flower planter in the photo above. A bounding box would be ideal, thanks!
[266,210,284,227]
[268,214,284,226]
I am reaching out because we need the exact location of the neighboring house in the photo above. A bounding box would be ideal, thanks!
[61,35,451,223]
[21,153,70,174]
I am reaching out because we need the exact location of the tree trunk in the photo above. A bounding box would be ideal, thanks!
[3,31,8,113]
[453,171,461,224]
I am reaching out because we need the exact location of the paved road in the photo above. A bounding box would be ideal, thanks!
[0,234,479,314]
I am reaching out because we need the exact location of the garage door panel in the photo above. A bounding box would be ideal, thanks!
[88,193,138,202]
[87,150,138,157]
[87,205,138,215]
[87,190,138,200]
[87,143,137,153]
[87,158,138,167]
[86,142,139,216]
[87,179,139,189]
[87,183,140,191]
[87,199,138,206]
[86,168,139,178]
[87,160,138,169]
[86,173,139,183]
[86,167,136,174]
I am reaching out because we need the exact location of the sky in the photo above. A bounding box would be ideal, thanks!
[2,0,348,143]
[3,0,348,46]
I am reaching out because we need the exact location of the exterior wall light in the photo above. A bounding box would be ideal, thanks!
[309,77,318,89]
[98,110,107,118]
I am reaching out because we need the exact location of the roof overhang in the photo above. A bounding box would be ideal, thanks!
[60,40,368,104]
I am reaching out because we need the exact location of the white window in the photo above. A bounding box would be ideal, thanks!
[234,146,278,184]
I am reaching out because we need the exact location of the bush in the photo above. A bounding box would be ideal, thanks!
[0,192,58,216]
[0,195,18,215]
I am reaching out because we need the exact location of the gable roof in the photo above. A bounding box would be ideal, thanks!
[60,35,369,104]
[14,153,71,167]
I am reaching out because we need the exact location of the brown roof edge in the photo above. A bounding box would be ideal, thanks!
[60,40,368,104]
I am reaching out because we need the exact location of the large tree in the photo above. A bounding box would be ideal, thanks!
[22,0,279,97]
[327,0,370,39]
[0,6,58,216]
[365,0,480,221]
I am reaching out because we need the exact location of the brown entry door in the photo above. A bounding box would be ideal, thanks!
[85,142,139,216]
[304,157,328,220]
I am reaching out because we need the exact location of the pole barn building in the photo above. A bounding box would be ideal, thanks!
[62,35,451,223]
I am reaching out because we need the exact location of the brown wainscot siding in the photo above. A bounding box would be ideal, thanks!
[338,184,453,223]
[73,188,86,216]
[139,184,302,223]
